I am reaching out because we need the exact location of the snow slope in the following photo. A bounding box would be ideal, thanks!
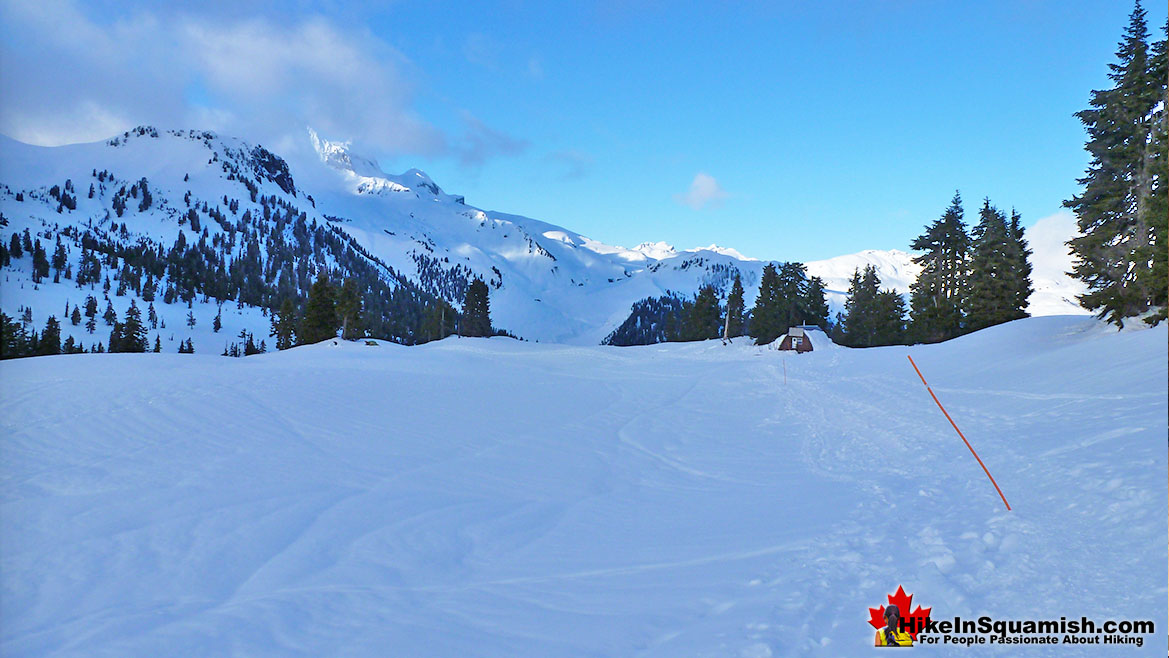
[1025,211,1089,316]
[2,316,1164,656]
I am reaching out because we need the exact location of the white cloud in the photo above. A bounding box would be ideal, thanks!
[1025,210,1090,316]
[0,0,518,167]
[1027,210,1080,282]
[676,172,728,210]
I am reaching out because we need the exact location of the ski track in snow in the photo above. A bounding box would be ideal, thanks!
[0,316,1165,656]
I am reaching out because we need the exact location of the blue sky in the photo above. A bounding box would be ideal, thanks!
[2,0,1165,261]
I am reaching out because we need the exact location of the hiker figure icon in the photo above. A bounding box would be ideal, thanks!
[874,605,913,647]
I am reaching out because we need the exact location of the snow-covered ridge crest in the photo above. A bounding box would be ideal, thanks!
[308,127,445,198]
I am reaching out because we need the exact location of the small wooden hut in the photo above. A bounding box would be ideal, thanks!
[778,326,813,353]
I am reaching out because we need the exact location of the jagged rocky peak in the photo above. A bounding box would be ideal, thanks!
[307,128,445,198]
[308,127,384,179]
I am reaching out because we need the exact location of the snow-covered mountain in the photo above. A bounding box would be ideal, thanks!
[0,127,1085,351]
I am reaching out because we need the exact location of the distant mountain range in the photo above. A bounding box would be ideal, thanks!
[0,127,1086,351]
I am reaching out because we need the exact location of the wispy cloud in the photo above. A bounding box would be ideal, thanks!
[676,172,728,210]
[463,33,500,71]
[545,149,593,180]
[456,111,528,168]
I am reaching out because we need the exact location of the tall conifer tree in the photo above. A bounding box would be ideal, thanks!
[336,278,363,340]
[749,264,782,345]
[460,278,492,337]
[802,275,830,329]
[966,200,1019,331]
[909,192,969,342]
[1065,2,1167,325]
[683,286,721,341]
[724,274,745,339]
[299,276,339,344]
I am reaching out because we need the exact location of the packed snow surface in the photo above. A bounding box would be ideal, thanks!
[1,316,1164,656]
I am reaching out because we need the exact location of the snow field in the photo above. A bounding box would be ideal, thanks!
[1,315,1164,656]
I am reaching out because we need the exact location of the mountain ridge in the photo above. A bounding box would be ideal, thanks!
[0,126,1086,351]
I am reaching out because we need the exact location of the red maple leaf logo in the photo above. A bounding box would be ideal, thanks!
[867,585,932,640]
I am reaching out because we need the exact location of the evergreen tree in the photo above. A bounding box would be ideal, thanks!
[966,200,1021,331]
[420,299,457,343]
[336,278,363,340]
[842,266,906,347]
[775,262,809,332]
[243,331,261,356]
[724,273,745,339]
[1007,209,1035,317]
[9,233,21,259]
[829,311,847,344]
[749,263,782,345]
[271,298,298,350]
[108,322,123,353]
[909,192,970,342]
[153,335,162,353]
[460,278,492,337]
[803,276,830,329]
[682,285,722,341]
[186,310,196,329]
[1145,18,1169,323]
[0,311,37,358]
[51,238,67,276]
[32,240,49,282]
[299,275,340,343]
[871,290,907,346]
[102,300,117,326]
[119,300,147,352]
[37,316,61,356]
[841,267,880,346]
[212,307,222,333]
[1065,2,1167,325]
[70,306,81,326]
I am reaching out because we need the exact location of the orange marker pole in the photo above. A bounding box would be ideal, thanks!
[907,355,1011,511]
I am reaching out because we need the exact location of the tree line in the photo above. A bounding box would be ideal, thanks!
[603,263,831,346]
[831,192,1033,347]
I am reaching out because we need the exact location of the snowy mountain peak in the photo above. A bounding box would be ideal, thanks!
[633,241,677,260]
[401,168,443,196]
[307,128,444,199]
[686,244,757,261]
[308,127,383,179]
